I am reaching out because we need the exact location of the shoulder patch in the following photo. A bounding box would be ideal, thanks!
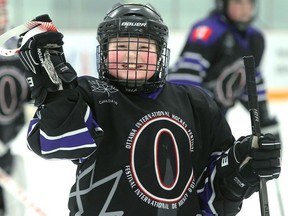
[191,25,213,42]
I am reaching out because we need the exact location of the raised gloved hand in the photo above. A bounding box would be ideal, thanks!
[217,133,281,200]
[18,14,77,106]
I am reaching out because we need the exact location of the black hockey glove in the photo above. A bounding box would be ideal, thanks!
[18,14,77,106]
[217,134,281,200]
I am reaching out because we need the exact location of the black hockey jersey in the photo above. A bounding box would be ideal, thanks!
[27,77,239,215]
[0,38,29,144]
[168,12,269,120]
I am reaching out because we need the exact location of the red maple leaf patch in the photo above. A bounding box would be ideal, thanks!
[191,25,213,42]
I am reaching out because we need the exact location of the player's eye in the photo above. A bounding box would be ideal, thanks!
[138,45,149,50]
[116,44,127,49]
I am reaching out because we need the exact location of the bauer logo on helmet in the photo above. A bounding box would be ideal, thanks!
[121,22,147,27]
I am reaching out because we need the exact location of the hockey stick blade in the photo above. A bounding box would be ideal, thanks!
[243,55,270,216]
[0,20,57,56]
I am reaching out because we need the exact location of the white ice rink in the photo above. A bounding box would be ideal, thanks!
[4,100,288,216]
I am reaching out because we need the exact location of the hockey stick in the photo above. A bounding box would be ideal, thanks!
[0,142,47,216]
[0,167,47,216]
[0,19,57,56]
[242,55,269,216]
[0,17,63,88]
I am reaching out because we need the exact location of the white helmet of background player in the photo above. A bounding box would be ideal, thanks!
[215,0,257,31]
[96,3,170,94]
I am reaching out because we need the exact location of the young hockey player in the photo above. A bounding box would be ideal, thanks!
[168,0,280,139]
[17,3,281,215]
[0,0,29,214]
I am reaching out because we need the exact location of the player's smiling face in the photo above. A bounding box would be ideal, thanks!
[227,0,254,23]
[107,37,158,80]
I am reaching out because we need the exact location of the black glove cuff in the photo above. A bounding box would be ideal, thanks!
[221,169,259,199]
[55,62,77,84]
[216,147,259,200]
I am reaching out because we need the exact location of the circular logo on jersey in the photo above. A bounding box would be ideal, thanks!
[0,66,28,123]
[125,112,196,209]
[215,59,246,106]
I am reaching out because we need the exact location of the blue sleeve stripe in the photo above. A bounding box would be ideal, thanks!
[167,73,203,85]
[182,52,210,68]
[39,129,96,153]
[167,79,201,87]
[171,51,209,71]
[27,118,39,135]
[40,127,89,140]
[85,106,102,129]
[197,152,222,215]
[39,106,100,154]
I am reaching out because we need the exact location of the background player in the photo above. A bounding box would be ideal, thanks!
[0,0,30,215]
[168,0,280,139]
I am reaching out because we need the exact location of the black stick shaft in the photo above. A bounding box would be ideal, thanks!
[243,56,270,216]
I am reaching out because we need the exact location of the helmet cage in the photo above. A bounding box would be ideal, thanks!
[96,31,170,94]
[96,3,170,94]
